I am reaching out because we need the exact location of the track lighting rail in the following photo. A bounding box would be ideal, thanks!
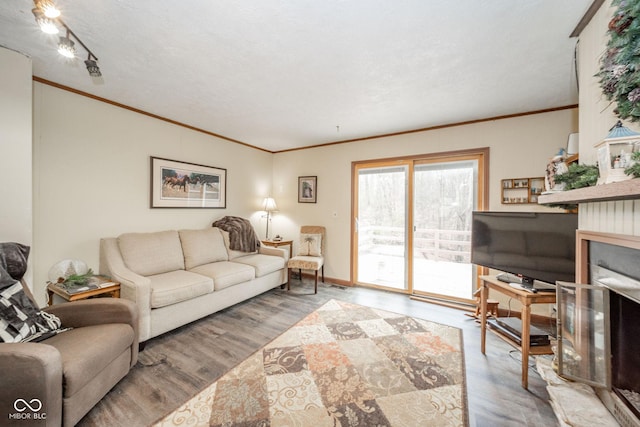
[32,0,102,77]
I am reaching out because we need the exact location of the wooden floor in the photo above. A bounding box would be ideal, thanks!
[78,279,559,427]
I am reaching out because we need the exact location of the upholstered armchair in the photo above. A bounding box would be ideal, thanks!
[0,243,138,427]
[287,226,326,294]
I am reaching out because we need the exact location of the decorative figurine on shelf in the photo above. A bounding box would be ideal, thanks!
[545,149,569,192]
[273,235,282,242]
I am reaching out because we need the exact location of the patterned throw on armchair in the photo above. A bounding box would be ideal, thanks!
[0,242,139,427]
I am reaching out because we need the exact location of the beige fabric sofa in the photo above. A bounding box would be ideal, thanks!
[99,227,287,342]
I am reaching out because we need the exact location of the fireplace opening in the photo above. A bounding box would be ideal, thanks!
[610,291,640,419]
[589,239,640,422]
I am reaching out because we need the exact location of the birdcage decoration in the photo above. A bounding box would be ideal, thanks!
[595,121,640,184]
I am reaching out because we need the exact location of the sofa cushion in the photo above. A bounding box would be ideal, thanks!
[232,254,285,278]
[43,323,134,397]
[118,230,185,276]
[148,270,214,309]
[220,230,258,260]
[288,255,324,271]
[179,228,228,269]
[189,261,255,291]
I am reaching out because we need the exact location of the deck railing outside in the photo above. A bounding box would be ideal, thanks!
[358,225,473,298]
[358,225,471,263]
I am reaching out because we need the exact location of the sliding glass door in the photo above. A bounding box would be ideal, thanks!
[353,150,486,303]
[355,164,408,290]
[412,159,477,301]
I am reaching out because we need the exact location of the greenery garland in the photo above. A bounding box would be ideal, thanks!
[546,163,600,210]
[597,0,640,122]
[626,150,640,177]
[553,163,600,190]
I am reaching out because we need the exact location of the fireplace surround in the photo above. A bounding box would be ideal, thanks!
[556,230,640,427]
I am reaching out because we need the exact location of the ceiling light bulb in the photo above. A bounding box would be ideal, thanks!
[39,19,59,34]
[36,0,60,18]
[57,36,75,58]
[32,8,59,34]
[84,59,102,77]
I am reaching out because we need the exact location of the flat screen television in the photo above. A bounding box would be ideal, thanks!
[471,211,578,287]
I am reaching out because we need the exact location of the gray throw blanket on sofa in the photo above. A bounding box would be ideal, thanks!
[212,216,261,252]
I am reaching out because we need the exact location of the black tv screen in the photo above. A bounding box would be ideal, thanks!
[471,211,578,286]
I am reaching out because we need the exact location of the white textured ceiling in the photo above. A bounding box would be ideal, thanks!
[0,1,592,152]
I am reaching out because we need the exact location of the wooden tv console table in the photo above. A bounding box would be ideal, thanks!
[479,275,556,389]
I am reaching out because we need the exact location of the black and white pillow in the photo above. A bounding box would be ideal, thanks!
[0,243,68,343]
[0,275,66,343]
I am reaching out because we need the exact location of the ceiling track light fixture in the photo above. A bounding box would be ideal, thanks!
[32,7,58,34]
[84,53,101,77]
[32,0,102,78]
[57,29,75,58]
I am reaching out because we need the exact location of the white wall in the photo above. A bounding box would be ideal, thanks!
[32,82,274,305]
[273,108,578,284]
[0,47,33,283]
[578,0,618,163]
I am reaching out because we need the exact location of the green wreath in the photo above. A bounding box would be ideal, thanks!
[597,0,640,122]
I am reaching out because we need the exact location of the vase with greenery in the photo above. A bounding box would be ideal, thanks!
[57,269,95,289]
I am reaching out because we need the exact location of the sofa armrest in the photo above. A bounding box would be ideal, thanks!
[0,343,63,426]
[258,246,288,284]
[259,246,288,260]
[100,237,152,341]
[44,299,137,332]
[44,299,139,367]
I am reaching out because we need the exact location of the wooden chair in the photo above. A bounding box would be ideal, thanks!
[287,226,325,294]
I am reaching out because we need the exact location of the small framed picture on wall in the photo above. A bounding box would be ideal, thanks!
[298,176,317,203]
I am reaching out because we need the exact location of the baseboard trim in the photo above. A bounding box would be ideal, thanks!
[410,295,476,312]
[294,272,352,287]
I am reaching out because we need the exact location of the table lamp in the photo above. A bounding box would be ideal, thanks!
[262,197,278,240]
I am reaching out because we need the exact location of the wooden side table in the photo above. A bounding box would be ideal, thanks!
[479,275,556,389]
[47,276,120,306]
[261,239,293,257]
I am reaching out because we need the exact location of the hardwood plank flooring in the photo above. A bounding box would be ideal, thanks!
[78,279,559,427]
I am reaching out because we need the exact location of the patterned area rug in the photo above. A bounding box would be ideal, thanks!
[155,299,468,426]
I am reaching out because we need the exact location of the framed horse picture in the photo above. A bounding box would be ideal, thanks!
[150,157,227,208]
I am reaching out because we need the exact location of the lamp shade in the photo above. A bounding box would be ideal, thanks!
[566,133,579,155]
[263,197,277,211]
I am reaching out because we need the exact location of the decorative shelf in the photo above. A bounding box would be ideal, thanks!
[501,177,545,204]
[538,179,640,204]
